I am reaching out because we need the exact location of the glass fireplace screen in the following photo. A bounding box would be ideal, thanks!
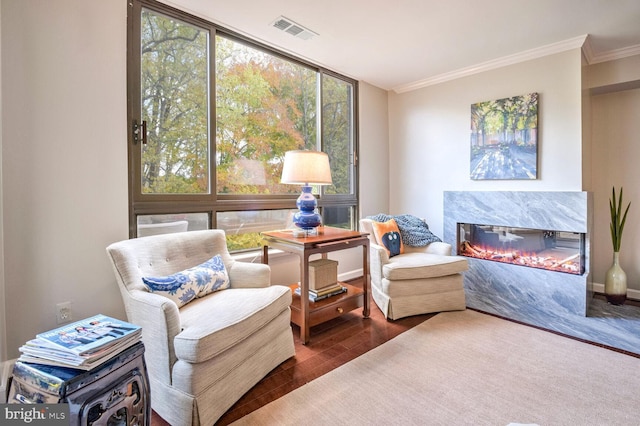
[458,223,585,275]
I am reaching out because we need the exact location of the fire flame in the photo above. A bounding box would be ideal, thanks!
[460,241,581,275]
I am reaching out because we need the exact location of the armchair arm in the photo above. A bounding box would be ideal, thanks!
[424,241,454,256]
[228,261,271,288]
[369,243,389,285]
[123,289,181,386]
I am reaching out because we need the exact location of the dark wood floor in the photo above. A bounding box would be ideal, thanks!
[151,283,640,426]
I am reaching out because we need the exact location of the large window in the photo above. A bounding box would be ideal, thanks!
[127,0,358,251]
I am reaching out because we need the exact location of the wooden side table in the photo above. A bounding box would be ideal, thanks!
[262,227,370,344]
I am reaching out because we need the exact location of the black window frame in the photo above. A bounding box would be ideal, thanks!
[127,0,359,242]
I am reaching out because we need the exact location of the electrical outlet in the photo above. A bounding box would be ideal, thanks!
[56,302,72,324]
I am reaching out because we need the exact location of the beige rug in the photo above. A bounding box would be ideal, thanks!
[233,309,640,425]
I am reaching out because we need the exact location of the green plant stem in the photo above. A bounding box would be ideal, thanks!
[610,187,631,252]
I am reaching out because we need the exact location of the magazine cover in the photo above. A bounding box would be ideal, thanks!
[35,314,140,355]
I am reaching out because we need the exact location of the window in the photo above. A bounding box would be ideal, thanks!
[127,0,358,251]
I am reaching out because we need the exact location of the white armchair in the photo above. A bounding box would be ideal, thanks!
[106,230,295,426]
[360,218,468,320]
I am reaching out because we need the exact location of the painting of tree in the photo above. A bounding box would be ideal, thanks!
[470,93,538,180]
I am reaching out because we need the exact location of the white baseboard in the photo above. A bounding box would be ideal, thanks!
[592,282,640,301]
[339,268,364,283]
[0,359,16,403]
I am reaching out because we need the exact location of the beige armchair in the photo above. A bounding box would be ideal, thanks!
[106,230,295,426]
[360,218,468,320]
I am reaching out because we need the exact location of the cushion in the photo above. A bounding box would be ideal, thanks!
[142,255,230,307]
[175,285,292,363]
[371,219,404,257]
[383,252,468,280]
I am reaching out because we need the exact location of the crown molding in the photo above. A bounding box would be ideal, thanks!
[583,34,640,64]
[393,35,589,94]
[582,35,595,63]
[587,43,640,64]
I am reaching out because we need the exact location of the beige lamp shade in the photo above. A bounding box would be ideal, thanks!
[281,150,332,185]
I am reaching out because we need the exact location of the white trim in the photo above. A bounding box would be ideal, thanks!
[339,268,364,283]
[592,282,640,301]
[582,35,595,63]
[393,34,640,94]
[587,44,640,64]
[393,35,588,93]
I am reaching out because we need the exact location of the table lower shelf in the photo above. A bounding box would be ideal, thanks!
[288,283,364,328]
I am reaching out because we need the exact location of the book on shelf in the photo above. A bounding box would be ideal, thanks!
[17,314,142,370]
[295,281,342,296]
[294,285,347,302]
[309,282,343,297]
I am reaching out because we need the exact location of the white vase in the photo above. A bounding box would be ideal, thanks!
[605,252,627,305]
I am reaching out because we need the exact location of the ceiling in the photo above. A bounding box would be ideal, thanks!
[164,0,640,92]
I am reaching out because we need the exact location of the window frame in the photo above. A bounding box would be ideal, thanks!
[127,0,359,239]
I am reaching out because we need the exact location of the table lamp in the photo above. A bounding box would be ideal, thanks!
[281,150,332,236]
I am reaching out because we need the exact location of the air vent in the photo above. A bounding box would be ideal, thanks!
[271,16,317,41]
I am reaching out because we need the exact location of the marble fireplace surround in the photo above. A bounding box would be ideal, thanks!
[443,191,592,326]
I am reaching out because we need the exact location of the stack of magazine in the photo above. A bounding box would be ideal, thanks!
[18,314,142,371]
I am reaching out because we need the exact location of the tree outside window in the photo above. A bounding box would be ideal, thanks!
[129,1,358,251]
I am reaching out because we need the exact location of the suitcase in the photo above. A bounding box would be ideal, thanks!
[8,341,150,426]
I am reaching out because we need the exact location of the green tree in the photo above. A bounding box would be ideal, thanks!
[140,19,353,198]
[323,75,352,195]
[215,36,315,195]
[141,11,209,194]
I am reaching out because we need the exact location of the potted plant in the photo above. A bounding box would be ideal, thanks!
[605,186,630,305]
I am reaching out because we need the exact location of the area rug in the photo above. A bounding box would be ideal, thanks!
[232,310,640,425]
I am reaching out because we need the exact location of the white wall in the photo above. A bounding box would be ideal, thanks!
[1,0,129,359]
[588,55,640,91]
[358,81,390,217]
[586,54,640,293]
[591,88,640,291]
[388,50,584,240]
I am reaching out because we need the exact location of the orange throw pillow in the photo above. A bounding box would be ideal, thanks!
[371,219,404,257]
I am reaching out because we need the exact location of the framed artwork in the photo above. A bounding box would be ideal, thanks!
[470,92,538,180]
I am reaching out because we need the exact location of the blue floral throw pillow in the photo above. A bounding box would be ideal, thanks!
[142,255,230,307]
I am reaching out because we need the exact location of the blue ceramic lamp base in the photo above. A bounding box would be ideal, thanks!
[293,185,322,236]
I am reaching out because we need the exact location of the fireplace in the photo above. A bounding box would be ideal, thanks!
[458,223,585,275]
[443,191,592,323]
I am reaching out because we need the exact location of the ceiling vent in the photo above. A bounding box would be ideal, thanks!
[271,16,318,41]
